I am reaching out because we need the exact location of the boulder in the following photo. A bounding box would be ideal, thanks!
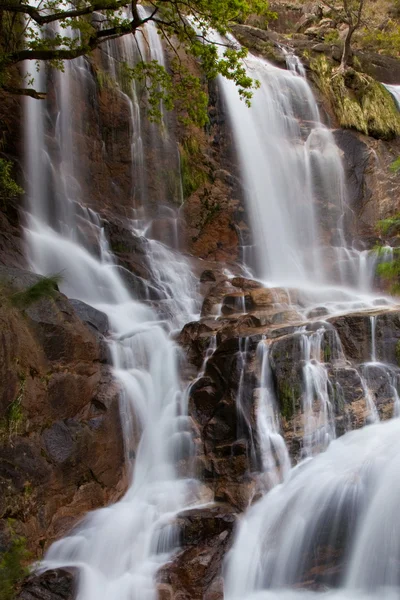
[18,569,75,600]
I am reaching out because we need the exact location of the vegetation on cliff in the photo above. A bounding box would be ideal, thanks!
[0,523,31,600]
[310,55,400,139]
[0,159,22,208]
[0,0,275,124]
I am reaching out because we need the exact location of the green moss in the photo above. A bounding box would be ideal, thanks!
[310,56,400,140]
[0,373,25,438]
[279,381,300,420]
[0,274,62,310]
[111,241,130,254]
[94,67,117,91]
[396,340,400,366]
[179,137,208,199]
[324,343,331,362]
[0,523,31,600]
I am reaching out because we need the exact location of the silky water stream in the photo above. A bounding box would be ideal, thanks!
[213,35,400,600]
[22,14,400,600]
[23,15,203,600]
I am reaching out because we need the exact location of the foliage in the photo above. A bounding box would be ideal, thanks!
[310,55,400,139]
[360,23,400,57]
[9,274,62,309]
[374,214,400,294]
[0,373,25,438]
[390,157,400,173]
[323,29,341,43]
[0,159,23,206]
[0,0,275,122]
[377,213,400,236]
[0,523,31,600]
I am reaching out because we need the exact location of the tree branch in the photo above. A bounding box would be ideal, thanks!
[2,85,46,99]
[6,9,161,65]
[0,1,129,25]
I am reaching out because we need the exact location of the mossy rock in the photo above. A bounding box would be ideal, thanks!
[311,56,400,140]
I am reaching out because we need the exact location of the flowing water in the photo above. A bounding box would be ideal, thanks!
[383,83,400,110]
[22,11,400,600]
[215,38,390,315]
[23,15,202,600]
[218,40,400,600]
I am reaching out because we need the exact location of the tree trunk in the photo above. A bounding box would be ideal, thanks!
[340,25,356,70]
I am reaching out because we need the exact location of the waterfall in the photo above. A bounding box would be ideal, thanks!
[23,17,202,600]
[215,38,387,314]
[382,83,400,109]
[218,39,400,600]
[256,342,290,488]
[20,8,400,600]
[225,418,400,600]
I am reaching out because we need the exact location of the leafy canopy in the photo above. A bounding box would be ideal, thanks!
[0,0,275,122]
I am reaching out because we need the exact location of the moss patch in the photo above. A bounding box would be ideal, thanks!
[0,523,31,600]
[179,136,209,199]
[311,56,400,140]
[278,381,300,420]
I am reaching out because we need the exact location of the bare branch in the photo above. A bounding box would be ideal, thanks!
[2,85,46,99]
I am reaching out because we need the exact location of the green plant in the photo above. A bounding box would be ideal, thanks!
[0,0,275,123]
[0,523,31,600]
[324,29,340,43]
[0,159,23,206]
[8,274,62,310]
[374,214,400,294]
[390,157,400,173]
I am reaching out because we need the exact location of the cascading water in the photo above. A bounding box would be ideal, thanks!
[215,35,400,600]
[225,418,400,600]
[215,35,388,314]
[21,7,400,600]
[256,341,290,488]
[23,14,202,600]
[383,83,400,110]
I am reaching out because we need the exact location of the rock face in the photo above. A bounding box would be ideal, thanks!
[0,267,126,557]
[181,272,400,469]
[17,569,76,600]
[334,129,400,243]
[158,505,237,600]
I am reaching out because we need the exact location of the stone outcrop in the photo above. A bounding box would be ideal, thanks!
[180,271,400,469]
[158,505,237,600]
[0,266,126,558]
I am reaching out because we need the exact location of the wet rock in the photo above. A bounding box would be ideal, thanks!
[200,270,217,283]
[245,287,290,310]
[189,377,221,427]
[158,505,237,600]
[18,569,75,600]
[230,276,263,290]
[69,299,109,335]
[306,306,329,319]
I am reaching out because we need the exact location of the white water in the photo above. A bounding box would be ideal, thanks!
[383,83,400,110]
[256,342,290,488]
[21,11,400,600]
[24,15,202,600]
[218,40,400,600]
[225,418,400,600]
[214,37,390,316]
